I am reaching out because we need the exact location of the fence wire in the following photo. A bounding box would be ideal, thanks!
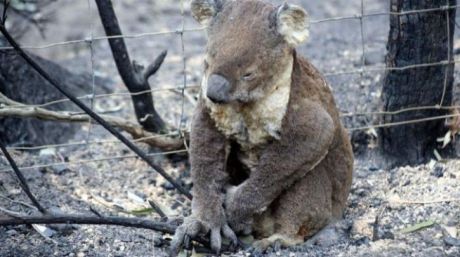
[0,2,459,173]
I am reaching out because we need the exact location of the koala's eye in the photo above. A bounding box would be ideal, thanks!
[242,72,256,81]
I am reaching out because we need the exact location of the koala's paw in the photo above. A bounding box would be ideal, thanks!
[225,186,254,235]
[170,216,238,256]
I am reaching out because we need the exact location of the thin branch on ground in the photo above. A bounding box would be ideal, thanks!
[0,194,38,210]
[0,93,186,151]
[0,213,175,233]
[0,213,235,253]
[148,200,167,218]
[94,0,166,133]
[0,11,192,199]
[0,206,28,218]
[0,137,48,214]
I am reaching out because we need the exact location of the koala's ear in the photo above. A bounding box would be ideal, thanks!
[276,3,310,47]
[191,0,223,26]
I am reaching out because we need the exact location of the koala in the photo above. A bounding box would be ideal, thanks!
[171,0,353,254]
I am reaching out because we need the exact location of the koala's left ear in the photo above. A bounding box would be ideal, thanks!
[276,3,310,47]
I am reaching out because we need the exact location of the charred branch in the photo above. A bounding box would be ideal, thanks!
[94,0,166,133]
[0,213,236,253]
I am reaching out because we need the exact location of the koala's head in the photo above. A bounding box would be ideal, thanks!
[192,0,310,104]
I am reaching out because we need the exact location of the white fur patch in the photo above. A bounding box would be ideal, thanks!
[203,58,293,151]
[277,4,310,46]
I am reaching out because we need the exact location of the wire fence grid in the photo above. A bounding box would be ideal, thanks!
[0,1,459,173]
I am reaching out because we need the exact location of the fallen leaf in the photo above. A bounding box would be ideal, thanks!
[32,224,56,238]
[399,220,436,234]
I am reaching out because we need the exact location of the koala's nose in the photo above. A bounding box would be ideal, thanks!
[206,74,231,104]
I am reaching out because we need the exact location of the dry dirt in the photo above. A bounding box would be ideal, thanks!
[1,0,460,256]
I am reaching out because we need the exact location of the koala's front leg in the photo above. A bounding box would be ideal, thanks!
[225,103,335,231]
[171,103,237,255]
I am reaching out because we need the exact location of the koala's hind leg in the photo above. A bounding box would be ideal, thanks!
[252,164,333,249]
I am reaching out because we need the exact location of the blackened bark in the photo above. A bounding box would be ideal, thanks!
[381,0,456,166]
[0,48,110,146]
[94,0,166,133]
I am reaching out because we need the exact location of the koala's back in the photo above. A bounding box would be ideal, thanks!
[292,53,353,209]
[290,54,341,123]
[292,54,354,217]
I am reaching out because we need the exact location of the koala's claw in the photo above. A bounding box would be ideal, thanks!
[210,224,238,254]
[170,218,201,256]
[170,218,238,256]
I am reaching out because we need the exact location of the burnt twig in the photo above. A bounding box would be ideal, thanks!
[0,213,235,252]
[148,199,167,218]
[94,0,166,133]
[0,137,48,214]
[0,213,176,234]
[0,14,192,200]
[144,50,167,81]
[1,0,9,25]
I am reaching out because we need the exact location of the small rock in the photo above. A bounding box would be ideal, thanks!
[444,236,460,246]
[430,165,444,178]
[368,166,379,171]
[353,236,370,246]
[354,188,369,197]
[52,164,71,175]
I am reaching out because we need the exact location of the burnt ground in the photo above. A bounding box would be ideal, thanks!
[1,0,460,256]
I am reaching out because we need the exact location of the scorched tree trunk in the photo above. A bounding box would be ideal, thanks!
[381,0,456,166]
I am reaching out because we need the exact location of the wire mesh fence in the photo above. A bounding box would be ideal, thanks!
[0,1,459,172]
